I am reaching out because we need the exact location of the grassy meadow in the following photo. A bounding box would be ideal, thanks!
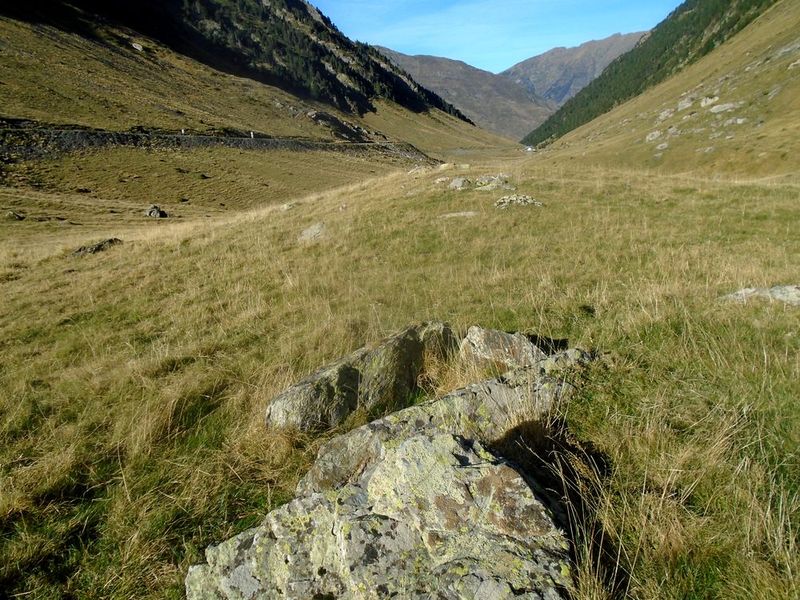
[1,145,798,598]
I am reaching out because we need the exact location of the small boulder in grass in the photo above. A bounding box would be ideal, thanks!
[721,285,800,307]
[145,205,168,218]
[495,195,543,209]
[73,238,122,256]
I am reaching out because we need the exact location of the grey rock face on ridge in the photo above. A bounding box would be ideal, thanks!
[495,195,543,209]
[187,344,590,599]
[73,238,123,256]
[264,322,458,431]
[722,285,800,307]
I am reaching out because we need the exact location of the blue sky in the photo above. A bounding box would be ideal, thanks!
[309,0,682,73]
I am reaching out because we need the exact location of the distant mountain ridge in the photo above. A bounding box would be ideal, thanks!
[501,32,644,106]
[523,0,779,146]
[376,47,554,140]
[377,32,643,141]
[1,0,470,121]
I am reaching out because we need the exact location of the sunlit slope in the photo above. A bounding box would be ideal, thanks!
[539,0,800,177]
[0,15,504,158]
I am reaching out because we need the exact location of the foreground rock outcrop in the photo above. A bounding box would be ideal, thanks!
[188,326,591,599]
[265,322,457,431]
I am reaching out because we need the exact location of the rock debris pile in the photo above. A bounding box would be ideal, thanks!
[494,195,543,209]
[187,324,593,599]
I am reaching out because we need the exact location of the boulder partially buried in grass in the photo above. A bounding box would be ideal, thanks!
[188,342,591,599]
[264,322,458,431]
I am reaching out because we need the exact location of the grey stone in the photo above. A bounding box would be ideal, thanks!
[475,174,515,192]
[73,238,123,256]
[146,205,168,218]
[449,177,471,191]
[710,103,737,114]
[5,211,25,221]
[265,322,458,431]
[188,353,589,599]
[460,326,549,371]
[440,211,478,219]
[297,222,324,243]
[495,195,543,209]
[722,285,800,307]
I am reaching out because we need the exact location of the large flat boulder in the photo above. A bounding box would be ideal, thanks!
[460,325,550,371]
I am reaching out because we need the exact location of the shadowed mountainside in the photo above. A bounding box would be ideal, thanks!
[0,0,470,121]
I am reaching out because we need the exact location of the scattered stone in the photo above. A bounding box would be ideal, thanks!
[73,238,123,256]
[434,176,450,184]
[722,285,800,307]
[76,187,92,194]
[677,98,694,111]
[5,211,25,221]
[180,197,190,203]
[475,174,515,191]
[145,205,168,218]
[723,117,748,127]
[407,165,430,176]
[494,195,543,209]
[701,96,719,108]
[440,211,478,219]
[789,59,800,70]
[264,322,458,431]
[657,108,674,122]
[199,173,212,180]
[656,142,669,151]
[461,326,551,371]
[279,202,295,211]
[448,177,471,191]
[187,337,590,600]
[646,130,663,142]
[710,103,737,114]
[298,222,325,243]
[768,86,782,100]
[131,42,144,52]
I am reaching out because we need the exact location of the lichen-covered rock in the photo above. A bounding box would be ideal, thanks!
[265,322,457,431]
[722,285,800,307]
[188,353,587,599]
[460,326,549,371]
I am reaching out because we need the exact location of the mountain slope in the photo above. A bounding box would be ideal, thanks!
[1,0,469,121]
[523,0,779,146]
[502,32,643,107]
[377,47,554,140]
[536,0,800,177]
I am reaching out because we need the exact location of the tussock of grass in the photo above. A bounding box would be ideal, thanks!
[1,152,798,598]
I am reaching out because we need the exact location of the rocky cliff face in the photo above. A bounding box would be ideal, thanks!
[502,32,644,107]
[186,325,594,599]
[377,47,555,140]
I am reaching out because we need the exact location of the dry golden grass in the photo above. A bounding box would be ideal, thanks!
[1,147,798,597]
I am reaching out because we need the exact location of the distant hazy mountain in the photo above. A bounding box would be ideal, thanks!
[502,32,644,107]
[377,47,555,141]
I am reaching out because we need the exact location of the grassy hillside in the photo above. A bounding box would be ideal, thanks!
[1,0,469,120]
[535,0,800,177]
[523,0,778,146]
[0,2,798,600]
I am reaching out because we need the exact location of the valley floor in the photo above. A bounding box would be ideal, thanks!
[0,144,798,598]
